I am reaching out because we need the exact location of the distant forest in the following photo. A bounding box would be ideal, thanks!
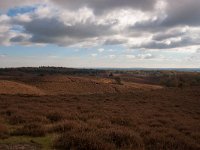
[0,67,106,76]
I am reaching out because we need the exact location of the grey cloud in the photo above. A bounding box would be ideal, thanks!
[163,0,200,27]
[10,35,27,42]
[152,29,186,41]
[13,15,115,46]
[104,38,127,45]
[51,0,156,14]
[2,0,200,50]
[130,0,200,32]
[24,18,113,38]
[0,0,44,11]
[128,18,166,33]
[131,37,200,49]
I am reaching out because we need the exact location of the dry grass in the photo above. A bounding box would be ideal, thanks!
[0,80,44,95]
[0,75,163,95]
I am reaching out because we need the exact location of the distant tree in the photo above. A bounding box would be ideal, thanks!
[109,72,114,77]
[39,73,45,77]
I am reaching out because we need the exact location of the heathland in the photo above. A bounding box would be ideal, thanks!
[0,67,200,150]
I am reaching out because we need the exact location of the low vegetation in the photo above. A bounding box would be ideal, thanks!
[0,123,9,139]
[12,123,46,137]
[0,68,199,149]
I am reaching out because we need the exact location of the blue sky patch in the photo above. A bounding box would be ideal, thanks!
[7,6,36,16]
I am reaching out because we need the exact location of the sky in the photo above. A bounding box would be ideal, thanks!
[0,0,200,68]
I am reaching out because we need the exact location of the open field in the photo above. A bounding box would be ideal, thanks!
[0,68,200,150]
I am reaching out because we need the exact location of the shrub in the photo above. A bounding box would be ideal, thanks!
[3,109,27,125]
[144,132,200,150]
[0,123,9,139]
[8,115,26,125]
[49,120,79,133]
[100,128,144,149]
[12,123,46,137]
[114,77,123,85]
[53,131,113,150]
[109,73,113,77]
[87,119,111,129]
[46,112,64,123]
[110,117,132,126]
[39,73,45,77]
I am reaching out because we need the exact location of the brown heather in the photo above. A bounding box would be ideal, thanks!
[0,69,199,149]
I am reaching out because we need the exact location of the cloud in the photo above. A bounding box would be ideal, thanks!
[163,0,200,27]
[137,53,155,59]
[130,0,200,34]
[91,53,98,57]
[9,6,116,46]
[126,53,155,59]
[126,55,136,59]
[10,35,27,42]
[152,28,187,41]
[0,0,48,11]
[196,49,200,53]
[98,48,104,53]
[127,0,200,36]
[0,15,14,46]
[127,26,200,50]
[26,18,113,43]
[51,0,156,14]
[1,0,200,51]
[130,36,200,50]
[104,38,127,45]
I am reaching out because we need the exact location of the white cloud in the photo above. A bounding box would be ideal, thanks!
[91,53,98,57]
[196,49,200,53]
[137,53,155,59]
[126,53,155,60]
[0,0,199,50]
[97,48,104,53]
